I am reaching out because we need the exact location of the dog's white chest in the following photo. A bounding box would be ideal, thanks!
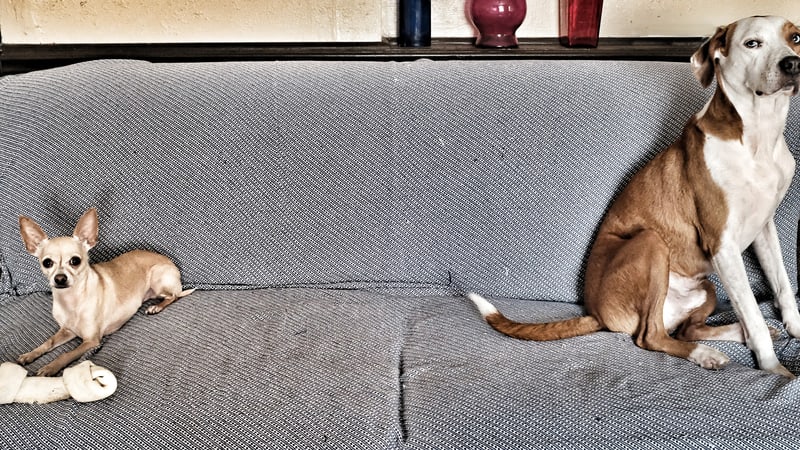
[51,292,92,332]
[51,300,69,328]
[703,136,796,250]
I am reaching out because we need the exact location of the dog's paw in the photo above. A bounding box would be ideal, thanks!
[688,344,730,370]
[784,319,800,339]
[36,363,61,377]
[769,325,784,340]
[763,363,795,379]
[145,305,163,315]
[17,352,38,366]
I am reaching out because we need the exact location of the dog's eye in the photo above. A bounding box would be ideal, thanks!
[42,258,54,269]
[744,39,762,49]
[792,33,800,45]
[69,256,82,267]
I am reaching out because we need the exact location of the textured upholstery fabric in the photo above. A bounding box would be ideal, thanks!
[0,59,799,448]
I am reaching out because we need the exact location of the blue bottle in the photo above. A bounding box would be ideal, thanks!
[399,0,431,47]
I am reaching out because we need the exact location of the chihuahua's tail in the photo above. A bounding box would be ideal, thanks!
[178,288,197,298]
[467,292,603,341]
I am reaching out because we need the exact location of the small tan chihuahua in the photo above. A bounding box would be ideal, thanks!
[17,208,194,376]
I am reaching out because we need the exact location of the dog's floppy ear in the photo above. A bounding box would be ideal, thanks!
[19,216,49,255]
[691,25,730,88]
[73,208,99,249]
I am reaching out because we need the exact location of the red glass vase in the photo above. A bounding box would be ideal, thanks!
[467,0,527,48]
[559,0,603,48]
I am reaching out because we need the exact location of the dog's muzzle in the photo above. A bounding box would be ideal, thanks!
[768,56,800,95]
[780,56,800,76]
[53,274,69,289]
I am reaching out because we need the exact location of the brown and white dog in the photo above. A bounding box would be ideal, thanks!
[469,16,800,378]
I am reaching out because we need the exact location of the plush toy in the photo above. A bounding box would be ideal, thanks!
[0,360,117,404]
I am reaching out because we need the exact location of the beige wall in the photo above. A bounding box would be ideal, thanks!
[1,0,798,44]
[0,0,383,43]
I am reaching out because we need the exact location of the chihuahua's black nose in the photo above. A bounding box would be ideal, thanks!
[780,56,800,76]
[53,274,69,288]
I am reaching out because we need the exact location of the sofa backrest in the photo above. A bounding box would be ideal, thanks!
[0,59,797,303]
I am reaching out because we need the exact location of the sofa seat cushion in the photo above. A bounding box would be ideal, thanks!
[399,296,800,448]
[0,288,405,447]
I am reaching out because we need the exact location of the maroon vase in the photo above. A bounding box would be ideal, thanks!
[467,0,527,48]
[559,0,604,47]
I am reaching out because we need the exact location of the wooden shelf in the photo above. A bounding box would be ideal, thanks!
[0,37,705,75]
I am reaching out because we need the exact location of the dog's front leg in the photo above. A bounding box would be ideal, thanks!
[36,337,101,377]
[17,327,76,366]
[752,219,800,337]
[713,244,794,378]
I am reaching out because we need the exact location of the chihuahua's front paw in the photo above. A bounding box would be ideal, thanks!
[36,363,62,377]
[145,305,163,315]
[17,352,39,366]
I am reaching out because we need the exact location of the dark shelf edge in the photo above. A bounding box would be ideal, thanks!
[0,37,706,75]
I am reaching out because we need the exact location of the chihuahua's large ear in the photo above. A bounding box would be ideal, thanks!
[19,217,49,255]
[73,208,99,249]
[691,25,730,88]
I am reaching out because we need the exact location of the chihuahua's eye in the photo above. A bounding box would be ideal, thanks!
[42,258,54,269]
[744,39,762,49]
[69,256,82,267]
[792,33,800,45]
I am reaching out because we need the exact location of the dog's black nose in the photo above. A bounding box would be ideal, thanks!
[780,56,800,76]
[53,274,68,288]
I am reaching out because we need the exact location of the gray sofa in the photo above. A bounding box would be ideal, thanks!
[1,58,799,448]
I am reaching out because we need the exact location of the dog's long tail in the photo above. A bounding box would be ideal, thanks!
[467,292,603,341]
